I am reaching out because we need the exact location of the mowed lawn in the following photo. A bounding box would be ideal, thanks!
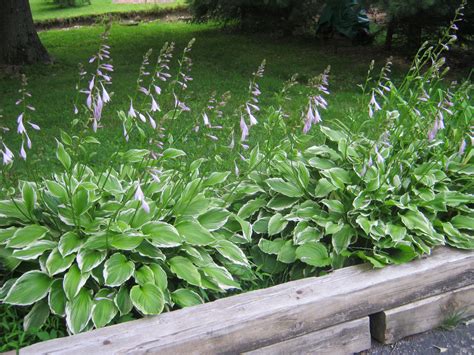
[0,20,402,178]
[30,0,186,21]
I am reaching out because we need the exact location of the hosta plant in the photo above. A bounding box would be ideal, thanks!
[0,146,252,334]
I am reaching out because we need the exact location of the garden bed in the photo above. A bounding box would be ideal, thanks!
[17,247,474,354]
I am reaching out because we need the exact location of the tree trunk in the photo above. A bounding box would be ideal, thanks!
[0,0,50,65]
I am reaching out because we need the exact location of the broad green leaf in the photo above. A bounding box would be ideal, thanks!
[214,240,249,267]
[142,221,183,248]
[266,178,304,198]
[24,299,50,331]
[122,149,149,163]
[320,126,348,142]
[267,195,299,211]
[130,283,164,315]
[63,264,90,300]
[4,271,52,306]
[49,279,67,316]
[314,178,338,198]
[135,241,166,261]
[253,217,270,234]
[175,220,215,246]
[295,242,331,267]
[321,199,345,214]
[168,256,201,287]
[400,210,435,236]
[258,238,286,255]
[0,227,17,243]
[7,225,49,249]
[72,189,90,216]
[308,157,336,170]
[92,297,118,329]
[22,182,36,214]
[149,264,168,291]
[268,213,288,236]
[134,265,155,285]
[386,223,407,242]
[46,248,75,275]
[277,240,297,264]
[77,249,107,273]
[45,180,68,201]
[12,240,56,260]
[66,289,93,334]
[171,289,203,308]
[0,279,17,301]
[233,215,252,242]
[56,141,71,170]
[198,208,230,231]
[114,286,133,316]
[104,253,135,287]
[0,200,29,221]
[332,225,355,254]
[205,172,230,186]
[322,168,352,189]
[237,198,266,219]
[109,233,143,251]
[162,148,186,160]
[451,215,474,231]
[201,264,240,290]
[294,226,322,245]
[58,231,83,257]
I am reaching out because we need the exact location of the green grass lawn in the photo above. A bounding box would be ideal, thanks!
[1,21,403,180]
[30,0,185,21]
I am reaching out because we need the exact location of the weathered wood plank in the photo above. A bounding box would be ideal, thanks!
[245,317,371,355]
[371,284,474,344]
[21,247,474,354]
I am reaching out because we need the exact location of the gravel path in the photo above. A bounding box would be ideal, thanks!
[363,320,474,355]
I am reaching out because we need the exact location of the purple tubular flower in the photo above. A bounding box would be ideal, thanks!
[28,122,40,130]
[202,112,211,127]
[240,116,249,141]
[128,100,137,118]
[134,181,150,213]
[459,139,466,155]
[2,143,14,165]
[101,84,111,103]
[246,104,258,126]
[151,97,160,112]
[20,143,27,160]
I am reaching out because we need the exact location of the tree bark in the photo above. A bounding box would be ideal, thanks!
[0,0,50,65]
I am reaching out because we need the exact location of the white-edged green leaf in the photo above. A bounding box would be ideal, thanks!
[66,289,92,334]
[175,220,215,246]
[77,249,107,273]
[162,148,186,160]
[114,285,133,316]
[205,172,230,186]
[214,240,249,267]
[46,248,75,275]
[295,242,331,267]
[268,213,288,236]
[149,264,168,291]
[134,265,155,285]
[130,283,164,315]
[103,253,135,287]
[201,264,240,290]
[237,199,266,219]
[7,225,49,248]
[258,238,286,255]
[142,221,183,248]
[4,271,52,306]
[198,208,230,231]
[267,195,299,211]
[168,256,201,287]
[63,264,90,300]
[56,141,71,169]
[58,231,83,257]
[22,182,36,214]
[266,178,304,198]
[171,289,203,308]
[386,223,407,242]
[400,210,435,236]
[24,299,50,331]
[332,225,355,254]
[92,297,118,329]
[49,279,67,316]
[314,178,338,197]
[12,240,56,260]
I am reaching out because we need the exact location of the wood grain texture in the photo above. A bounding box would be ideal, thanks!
[371,284,474,344]
[21,247,474,355]
[245,317,371,355]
